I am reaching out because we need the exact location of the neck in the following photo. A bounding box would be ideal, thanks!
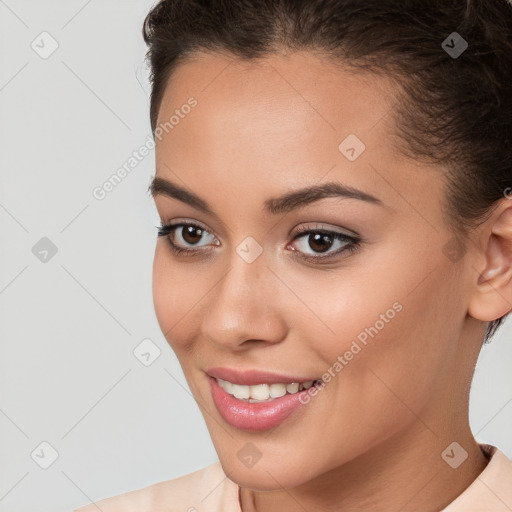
[239,421,489,512]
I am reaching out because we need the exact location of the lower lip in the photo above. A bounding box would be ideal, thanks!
[209,376,313,431]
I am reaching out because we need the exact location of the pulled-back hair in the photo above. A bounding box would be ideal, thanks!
[143,0,512,343]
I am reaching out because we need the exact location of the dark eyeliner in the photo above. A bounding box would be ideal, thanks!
[290,226,360,261]
[155,222,209,255]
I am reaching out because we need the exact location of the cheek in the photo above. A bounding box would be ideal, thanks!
[305,252,457,413]
[282,266,408,366]
[152,246,199,351]
[152,247,171,332]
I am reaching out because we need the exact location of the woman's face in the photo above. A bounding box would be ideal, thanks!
[151,51,481,489]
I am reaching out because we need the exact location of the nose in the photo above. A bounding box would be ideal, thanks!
[200,249,287,351]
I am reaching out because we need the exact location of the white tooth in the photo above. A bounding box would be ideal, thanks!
[269,383,287,398]
[232,384,250,399]
[250,384,270,400]
[286,382,299,394]
[303,381,313,389]
[217,378,230,393]
[223,380,233,394]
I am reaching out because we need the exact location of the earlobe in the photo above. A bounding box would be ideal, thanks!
[468,203,512,322]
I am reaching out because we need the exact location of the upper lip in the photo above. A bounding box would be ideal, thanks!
[206,366,319,385]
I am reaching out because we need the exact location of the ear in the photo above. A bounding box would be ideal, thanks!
[468,200,512,322]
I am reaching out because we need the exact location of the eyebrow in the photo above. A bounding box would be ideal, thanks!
[148,176,385,216]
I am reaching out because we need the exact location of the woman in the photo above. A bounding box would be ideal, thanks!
[76,0,512,510]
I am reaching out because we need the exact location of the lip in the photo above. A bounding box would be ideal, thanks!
[208,376,318,431]
[206,366,318,385]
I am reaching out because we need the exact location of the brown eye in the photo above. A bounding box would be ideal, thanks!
[181,225,205,245]
[289,227,360,261]
[306,233,334,253]
[156,222,218,255]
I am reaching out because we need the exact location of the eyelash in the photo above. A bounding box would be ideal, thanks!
[155,221,360,262]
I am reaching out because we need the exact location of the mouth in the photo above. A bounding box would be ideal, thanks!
[215,377,322,403]
[206,368,325,431]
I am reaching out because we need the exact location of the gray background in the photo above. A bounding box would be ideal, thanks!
[0,1,510,511]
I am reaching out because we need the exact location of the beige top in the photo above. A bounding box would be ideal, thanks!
[74,444,512,511]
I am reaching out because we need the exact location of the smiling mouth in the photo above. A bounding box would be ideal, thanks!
[215,377,323,403]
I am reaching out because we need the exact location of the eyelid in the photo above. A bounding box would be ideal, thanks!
[159,220,219,245]
[287,225,360,260]
[291,221,360,239]
[291,222,359,238]
[159,218,217,239]
[159,220,357,242]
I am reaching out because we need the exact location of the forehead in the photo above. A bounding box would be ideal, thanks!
[156,51,399,166]
[153,50,442,224]
[156,50,398,137]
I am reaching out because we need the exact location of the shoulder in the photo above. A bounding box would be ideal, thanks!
[74,461,240,512]
[442,444,512,511]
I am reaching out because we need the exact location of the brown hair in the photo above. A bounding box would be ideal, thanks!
[142,0,512,343]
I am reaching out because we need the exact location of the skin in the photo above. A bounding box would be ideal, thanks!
[150,50,512,511]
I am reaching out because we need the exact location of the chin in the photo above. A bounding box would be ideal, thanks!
[222,461,313,491]
[215,444,326,491]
